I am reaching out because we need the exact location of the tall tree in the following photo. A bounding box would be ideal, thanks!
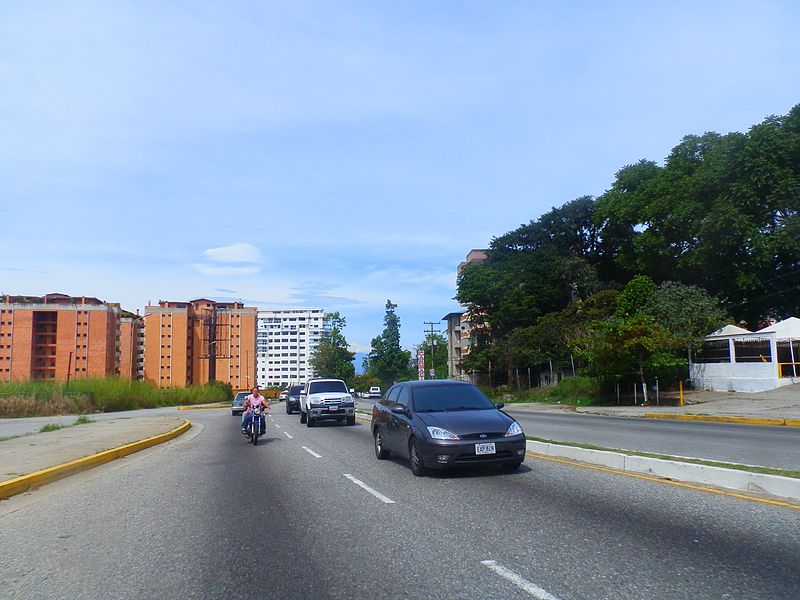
[368,300,412,387]
[582,276,729,392]
[309,312,355,382]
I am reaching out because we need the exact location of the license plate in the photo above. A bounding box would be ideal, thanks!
[475,443,496,455]
[328,406,338,412]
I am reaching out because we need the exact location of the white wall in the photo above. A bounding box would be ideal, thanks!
[690,361,783,392]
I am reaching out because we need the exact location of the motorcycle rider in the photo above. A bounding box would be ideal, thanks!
[241,386,269,436]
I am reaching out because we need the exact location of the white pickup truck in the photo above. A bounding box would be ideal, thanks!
[367,386,382,399]
[299,378,356,427]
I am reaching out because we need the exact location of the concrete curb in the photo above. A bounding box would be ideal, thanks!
[642,413,796,426]
[177,404,229,410]
[526,440,800,501]
[0,420,192,501]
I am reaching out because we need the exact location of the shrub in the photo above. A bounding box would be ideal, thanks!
[0,378,233,417]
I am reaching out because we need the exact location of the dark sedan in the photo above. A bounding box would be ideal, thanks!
[285,384,304,415]
[371,380,526,476]
[231,391,249,416]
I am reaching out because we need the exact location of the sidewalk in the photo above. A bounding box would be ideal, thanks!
[1,416,187,499]
[506,383,800,421]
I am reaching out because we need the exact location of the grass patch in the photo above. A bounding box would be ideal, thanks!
[0,379,233,418]
[526,435,800,479]
[488,376,608,407]
[39,423,64,433]
[73,415,94,425]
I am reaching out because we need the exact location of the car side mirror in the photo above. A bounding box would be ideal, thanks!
[494,402,505,409]
[349,388,355,394]
[300,391,306,396]
[390,405,409,416]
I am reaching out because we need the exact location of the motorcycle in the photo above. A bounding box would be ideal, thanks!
[246,406,265,445]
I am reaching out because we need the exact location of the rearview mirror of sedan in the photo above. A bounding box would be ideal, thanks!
[494,401,505,409]
[390,405,409,416]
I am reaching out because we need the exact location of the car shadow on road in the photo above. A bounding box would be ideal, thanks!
[384,456,532,479]
[305,421,361,428]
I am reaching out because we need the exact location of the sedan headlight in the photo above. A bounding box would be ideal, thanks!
[427,426,460,440]
[505,422,523,437]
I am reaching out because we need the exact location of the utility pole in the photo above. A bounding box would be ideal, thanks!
[423,321,442,380]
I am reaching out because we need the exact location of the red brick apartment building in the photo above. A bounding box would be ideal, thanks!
[143,299,256,389]
[0,293,143,382]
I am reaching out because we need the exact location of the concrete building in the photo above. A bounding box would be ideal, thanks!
[0,293,126,382]
[143,299,257,389]
[442,311,468,380]
[119,312,144,380]
[457,249,487,275]
[443,250,489,379]
[256,308,325,388]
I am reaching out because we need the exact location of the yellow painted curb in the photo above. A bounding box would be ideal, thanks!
[0,420,192,501]
[643,413,787,426]
[177,404,229,410]
[786,420,800,428]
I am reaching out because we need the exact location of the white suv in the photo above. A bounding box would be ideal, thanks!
[368,386,382,399]
[299,378,356,427]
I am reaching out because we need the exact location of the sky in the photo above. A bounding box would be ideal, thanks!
[2,1,800,353]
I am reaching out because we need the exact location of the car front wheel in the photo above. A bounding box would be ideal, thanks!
[409,438,425,477]
[374,429,389,460]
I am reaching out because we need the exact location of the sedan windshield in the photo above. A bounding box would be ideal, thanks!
[309,381,348,394]
[412,385,495,412]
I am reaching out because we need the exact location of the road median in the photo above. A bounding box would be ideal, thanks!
[0,419,191,500]
[526,438,800,504]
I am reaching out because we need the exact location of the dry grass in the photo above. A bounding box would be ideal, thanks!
[0,394,89,418]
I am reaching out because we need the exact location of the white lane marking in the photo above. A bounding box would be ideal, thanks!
[274,424,281,428]
[283,432,294,439]
[302,446,322,458]
[342,474,396,504]
[480,560,561,600]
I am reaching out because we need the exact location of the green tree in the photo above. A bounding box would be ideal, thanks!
[309,312,355,382]
[350,372,381,394]
[367,300,412,387]
[581,276,728,395]
[595,105,800,325]
[644,281,730,345]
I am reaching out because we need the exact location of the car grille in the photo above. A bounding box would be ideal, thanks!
[460,432,504,440]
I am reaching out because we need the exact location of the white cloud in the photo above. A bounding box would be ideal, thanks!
[202,243,262,264]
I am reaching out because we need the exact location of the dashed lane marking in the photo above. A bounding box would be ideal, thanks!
[283,432,294,439]
[302,446,322,458]
[342,474,396,504]
[481,560,561,600]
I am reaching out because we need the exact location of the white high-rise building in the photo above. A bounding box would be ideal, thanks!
[256,308,325,388]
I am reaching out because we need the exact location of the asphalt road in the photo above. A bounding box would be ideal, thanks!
[2,409,799,599]
[355,398,800,470]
